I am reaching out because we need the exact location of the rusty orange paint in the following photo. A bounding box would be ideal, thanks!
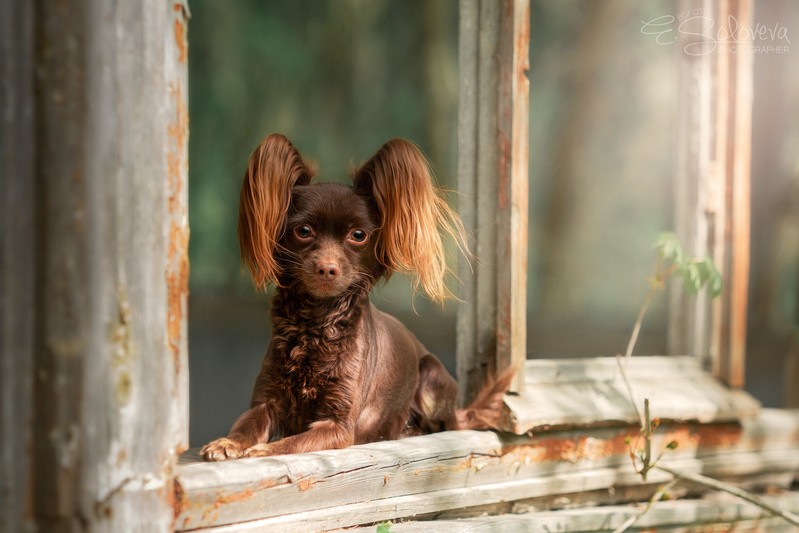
[200,507,220,524]
[670,423,742,449]
[166,221,189,374]
[173,4,188,64]
[297,477,316,492]
[215,488,255,505]
[503,431,636,464]
[166,78,189,378]
[501,423,744,465]
[167,152,181,214]
[173,478,187,521]
[168,82,188,152]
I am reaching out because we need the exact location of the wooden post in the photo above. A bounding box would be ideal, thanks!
[712,0,753,389]
[457,0,529,403]
[670,0,716,364]
[1,2,36,531]
[670,0,753,388]
[0,1,189,530]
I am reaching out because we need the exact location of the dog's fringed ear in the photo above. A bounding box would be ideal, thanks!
[239,134,314,290]
[353,139,466,303]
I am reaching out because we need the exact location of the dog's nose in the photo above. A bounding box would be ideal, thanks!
[315,260,339,280]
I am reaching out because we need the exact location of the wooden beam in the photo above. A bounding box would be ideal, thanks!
[0,2,35,531]
[714,0,753,388]
[670,0,754,388]
[503,357,760,434]
[457,0,529,402]
[338,494,799,533]
[1,1,190,529]
[175,409,799,530]
[670,0,716,364]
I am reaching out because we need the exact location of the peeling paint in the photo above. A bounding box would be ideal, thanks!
[258,478,279,490]
[216,488,255,505]
[664,423,742,450]
[503,430,634,464]
[110,288,135,407]
[297,477,316,492]
[166,220,189,374]
[166,77,189,379]
[501,423,745,466]
[173,477,186,521]
[173,4,188,64]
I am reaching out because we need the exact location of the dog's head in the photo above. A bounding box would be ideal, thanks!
[238,134,464,301]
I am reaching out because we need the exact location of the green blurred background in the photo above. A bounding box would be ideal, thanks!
[188,0,799,446]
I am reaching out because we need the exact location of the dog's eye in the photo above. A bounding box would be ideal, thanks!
[349,229,368,244]
[295,225,313,239]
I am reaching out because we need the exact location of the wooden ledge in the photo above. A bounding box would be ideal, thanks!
[503,356,762,434]
[175,409,799,531]
[337,492,799,532]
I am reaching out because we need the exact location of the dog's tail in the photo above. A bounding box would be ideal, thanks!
[453,366,517,431]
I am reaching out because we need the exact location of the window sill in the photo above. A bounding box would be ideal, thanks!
[503,356,761,433]
[175,358,792,532]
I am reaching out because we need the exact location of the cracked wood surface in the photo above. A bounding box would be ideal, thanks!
[336,492,799,533]
[1,1,189,530]
[503,356,761,434]
[174,409,799,531]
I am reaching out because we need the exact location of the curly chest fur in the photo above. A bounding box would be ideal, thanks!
[269,290,365,420]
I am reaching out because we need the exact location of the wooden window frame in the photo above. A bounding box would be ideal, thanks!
[459,0,754,395]
[457,0,757,434]
[1,1,190,530]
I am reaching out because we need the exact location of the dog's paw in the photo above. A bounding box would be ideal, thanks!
[242,443,277,458]
[201,437,246,461]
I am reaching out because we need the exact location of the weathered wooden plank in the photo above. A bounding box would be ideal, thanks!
[494,0,529,392]
[194,468,632,533]
[503,357,760,434]
[517,355,711,384]
[336,492,799,533]
[0,1,35,531]
[176,431,503,530]
[669,0,754,389]
[187,450,799,532]
[1,1,190,530]
[456,0,481,406]
[175,409,799,530]
[457,0,499,404]
[456,0,529,402]
[714,0,753,388]
[669,0,716,363]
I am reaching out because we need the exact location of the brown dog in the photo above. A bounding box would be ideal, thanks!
[201,134,512,460]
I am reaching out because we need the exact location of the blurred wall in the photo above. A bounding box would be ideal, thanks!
[188,0,460,446]
[188,0,799,446]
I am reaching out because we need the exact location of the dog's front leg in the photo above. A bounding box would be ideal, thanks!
[243,418,354,457]
[201,402,277,461]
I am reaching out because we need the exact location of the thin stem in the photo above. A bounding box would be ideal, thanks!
[617,283,658,428]
[624,287,656,361]
[616,354,643,428]
[611,479,679,533]
[641,399,652,480]
[615,243,798,530]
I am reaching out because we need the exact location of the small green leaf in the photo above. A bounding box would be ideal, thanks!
[679,263,701,294]
[704,258,723,297]
[376,522,394,533]
[666,440,679,450]
[654,232,684,265]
